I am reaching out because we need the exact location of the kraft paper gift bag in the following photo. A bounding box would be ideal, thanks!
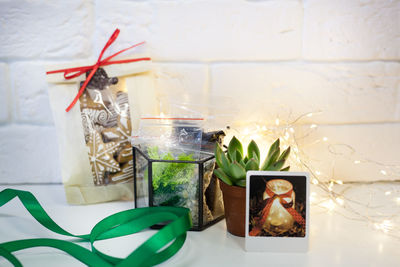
[47,58,158,204]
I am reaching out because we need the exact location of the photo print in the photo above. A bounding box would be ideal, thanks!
[248,174,307,237]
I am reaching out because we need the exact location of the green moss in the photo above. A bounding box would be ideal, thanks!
[147,146,196,206]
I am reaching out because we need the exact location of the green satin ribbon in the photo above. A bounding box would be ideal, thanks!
[0,188,192,267]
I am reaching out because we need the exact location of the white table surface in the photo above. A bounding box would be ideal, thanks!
[0,184,399,267]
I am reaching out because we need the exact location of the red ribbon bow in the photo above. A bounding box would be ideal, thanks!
[46,29,151,112]
[249,185,305,236]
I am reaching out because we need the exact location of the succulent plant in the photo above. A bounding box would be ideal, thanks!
[214,136,290,187]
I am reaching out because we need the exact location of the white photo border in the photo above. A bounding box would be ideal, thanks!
[245,171,310,252]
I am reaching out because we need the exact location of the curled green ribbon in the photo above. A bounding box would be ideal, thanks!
[0,188,192,266]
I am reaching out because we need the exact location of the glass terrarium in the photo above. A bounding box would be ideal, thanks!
[133,146,225,230]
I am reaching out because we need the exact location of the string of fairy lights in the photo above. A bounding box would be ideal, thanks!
[226,112,400,239]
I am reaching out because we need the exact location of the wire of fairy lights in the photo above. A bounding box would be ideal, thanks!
[225,112,400,239]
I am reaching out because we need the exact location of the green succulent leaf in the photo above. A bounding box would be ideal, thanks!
[245,158,259,171]
[266,159,286,171]
[228,150,235,162]
[278,147,291,163]
[215,136,290,187]
[228,136,243,162]
[235,150,243,162]
[229,161,247,181]
[220,150,231,175]
[214,168,233,186]
[280,166,290,171]
[235,179,247,187]
[239,159,246,169]
[267,138,280,159]
[252,151,260,168]
[261,148,280,171]
[214,144,224,168]
[247,140,260,162]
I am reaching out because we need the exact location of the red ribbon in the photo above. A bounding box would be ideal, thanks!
[46,29,151,112]
[249,185,305,236]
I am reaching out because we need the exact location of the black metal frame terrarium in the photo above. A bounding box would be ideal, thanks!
[133,146,225,231]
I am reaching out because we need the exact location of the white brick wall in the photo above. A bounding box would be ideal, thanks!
[0,125,61,183]
[95,0,303,61]
[211,62,400,124]
[299,123,400,182]
[304,0,400,60]
[0,63,10,122]
[0,0,94,59]
[0,0,399,183]
[10,62,54,124]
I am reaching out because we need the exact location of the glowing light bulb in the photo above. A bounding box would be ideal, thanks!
[378,243,384,253]
[321,199,335,211]
[328,181,334,191]
[315,170,321,175]
[380,170,387,175]
[284,132,289,140]
[336,197,344,206]
[307,113,313,117]
[275,118,280,126]
[289,127,295,133]
[310,124,317,129]
[323,137,328,142]
[250,134,260,140]
[312,178,319,185]
[354,160,361,164]
[310,193,317,204]
[385,191,391,196]
[380,220,392,233]
[335,180,343,185]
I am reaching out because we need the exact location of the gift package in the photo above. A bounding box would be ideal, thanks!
[47,57,157,204]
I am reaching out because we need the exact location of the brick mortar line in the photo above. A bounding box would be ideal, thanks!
[0,182,62,186]
[0,57,94,63]
[151,59,400,64]
[300,0,305,60]
[207,59,400,65]
[316,121,400,127]
[4,64,12,123]
[0,59,399,64]
[1,121,399,128]
[0,122,54,127]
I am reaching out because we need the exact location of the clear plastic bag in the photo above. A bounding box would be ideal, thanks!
[133,117,204,160]
[47,59,157,204]
[158,93,237,135]
[78,69,133,186]
[133,116,227,228]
